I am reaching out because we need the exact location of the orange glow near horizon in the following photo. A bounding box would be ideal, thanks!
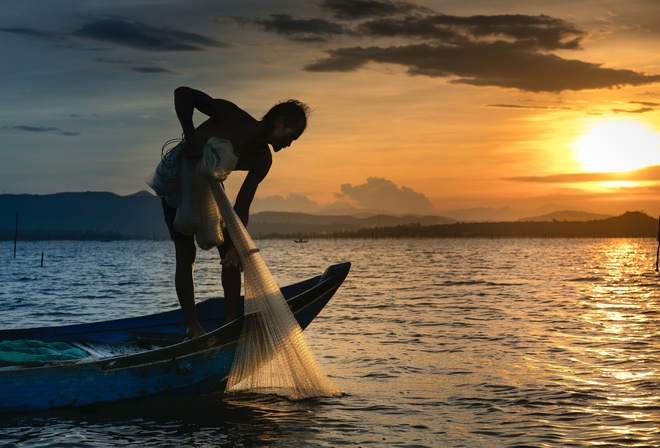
[571,119,660,173]
[599,181,639,188]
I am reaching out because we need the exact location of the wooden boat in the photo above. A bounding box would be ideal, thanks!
[0,262,351,412]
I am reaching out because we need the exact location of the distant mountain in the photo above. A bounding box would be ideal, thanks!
[1,191,656,240]
[336,211,658,239]
[438,205,568,222]
[0,191,169,240]
[247,211,455,237]
[0,191,454,240]
[518,210,612,222]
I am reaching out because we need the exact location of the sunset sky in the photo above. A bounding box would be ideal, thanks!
[2,0,660,219]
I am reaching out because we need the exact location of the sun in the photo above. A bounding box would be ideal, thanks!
[572,119,660,172]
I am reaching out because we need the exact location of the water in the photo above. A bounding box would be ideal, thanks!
[1,238,659,447]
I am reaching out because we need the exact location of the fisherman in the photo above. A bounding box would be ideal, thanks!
[159,86,309,339]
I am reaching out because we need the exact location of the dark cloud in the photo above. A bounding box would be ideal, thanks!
[339,177,436,214]
[488,104,572,110]
[94,57,176,75]
[357,13,585,50]
[132,66,176,74]
[13,125,80,136]
[74,18,227,51]
[231,13,344,42]
[320,0,427,20]
[95,57,134,65]
[611,101,658,114]
[306,42,660,92]
[0,27,62,41]
[230,0,660,92]
[630,101,660,107]
[508,165,660,183]
[612,107,654,114]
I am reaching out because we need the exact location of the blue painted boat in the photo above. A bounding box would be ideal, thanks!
[0,262,351,412]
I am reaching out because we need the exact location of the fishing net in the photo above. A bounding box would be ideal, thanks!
[206,159,341,400]
[149,137,237,250]
[149,137,340,399]
[146,138,184,208]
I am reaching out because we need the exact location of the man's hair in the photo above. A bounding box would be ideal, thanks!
[262,100,310,136]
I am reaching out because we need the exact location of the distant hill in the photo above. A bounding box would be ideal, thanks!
[0,191,657,240]
[0,192,454,240]
[438,203,614,223]
[439,205,522,222]
[0,191,169,240]
[248,211,455,237]
[334,211,659,239]
[438,205,569,222]
[518,210,612,222]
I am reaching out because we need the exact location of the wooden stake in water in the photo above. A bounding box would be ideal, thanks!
[656,214,660,272]
[13,213,18,259]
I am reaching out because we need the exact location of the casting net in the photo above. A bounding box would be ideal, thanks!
[208,172,341,400]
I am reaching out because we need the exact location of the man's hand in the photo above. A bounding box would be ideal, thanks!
[221,247,242,271]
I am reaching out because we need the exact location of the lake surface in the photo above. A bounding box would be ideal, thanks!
[1,238,659,447]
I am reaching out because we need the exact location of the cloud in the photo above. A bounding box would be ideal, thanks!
[306,42,660,92]
[250,178,436,215]
[338,177,436,214]
[631,101,660,107]
[508,165,660,183]
[252,193,361,214]
[230,0,660,92]
[355,13,585,50]
[612,107,654,114]
[13,125,80,136]
[231,13,344,42]
[252,193,323,213]
[488,103,572,110]
[321,0,429,20]
[94,57,177,74]
[0,27,62,42]
[610,102,657,114]
[131,66,176,74]
[74,18,228,51]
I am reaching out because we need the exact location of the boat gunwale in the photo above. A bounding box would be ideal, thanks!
[0,262,351,373]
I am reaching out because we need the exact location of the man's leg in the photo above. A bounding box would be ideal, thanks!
[222,264,242,322]
[218,243,242,322]
[162,197,205,339]
[174,238,206,338]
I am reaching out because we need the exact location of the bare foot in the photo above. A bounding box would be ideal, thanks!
[185,324,206,340]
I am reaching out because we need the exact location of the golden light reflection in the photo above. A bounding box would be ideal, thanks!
[572,119,660,172]
[563,240,658,436]
[598,181,639,188]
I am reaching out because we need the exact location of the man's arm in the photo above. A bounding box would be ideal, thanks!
[220,170,267,267]
[174,86,241,157]
[174,87,214,136]
[234,170,268,226]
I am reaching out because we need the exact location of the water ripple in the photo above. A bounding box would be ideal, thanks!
[1,238,659,446]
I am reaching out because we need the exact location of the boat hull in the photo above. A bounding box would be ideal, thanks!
[0,262,350,412]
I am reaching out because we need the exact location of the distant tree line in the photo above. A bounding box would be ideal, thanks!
[2,211,657,241]
[257,212,659,239]
[0,229,158,241]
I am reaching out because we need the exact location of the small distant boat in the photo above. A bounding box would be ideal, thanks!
[0,262,351,412]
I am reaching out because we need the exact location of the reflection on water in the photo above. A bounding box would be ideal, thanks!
[0,238,659,447]
[573,240,660,445]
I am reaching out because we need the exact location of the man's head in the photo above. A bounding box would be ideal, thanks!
[262,100,310,152]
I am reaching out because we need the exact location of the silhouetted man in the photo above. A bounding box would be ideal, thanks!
[162,86,309,339]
